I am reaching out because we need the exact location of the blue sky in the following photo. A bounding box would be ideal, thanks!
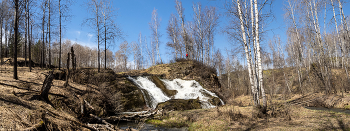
[2,0,346,63]
[65,0,234,62]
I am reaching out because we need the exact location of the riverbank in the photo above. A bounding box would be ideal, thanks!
[146,94,350,130]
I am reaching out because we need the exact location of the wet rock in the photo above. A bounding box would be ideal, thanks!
[156,99,202,111]
[150,76,177,97]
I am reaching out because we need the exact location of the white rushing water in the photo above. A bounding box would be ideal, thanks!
[128,76,224,109]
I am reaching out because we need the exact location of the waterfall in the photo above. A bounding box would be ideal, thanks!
[128,76,224,109]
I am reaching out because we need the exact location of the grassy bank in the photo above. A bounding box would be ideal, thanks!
[147,95,350,130]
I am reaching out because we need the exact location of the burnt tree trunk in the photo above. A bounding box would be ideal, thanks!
[64,53,70,87]
[40,71,55,100]
[71,47,76,71]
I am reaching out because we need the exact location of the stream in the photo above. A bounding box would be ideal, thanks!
[305,107,350,115]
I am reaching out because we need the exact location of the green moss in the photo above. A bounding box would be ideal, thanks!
[156,99,202,111]
[146,119,189,128]
[146,119,162,124]
[344,105,350,110]
[122,89,146,111]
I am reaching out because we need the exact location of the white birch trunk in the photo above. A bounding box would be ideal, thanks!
[254,0,266,111]
[287,0,303,91]
[237,0,258,106]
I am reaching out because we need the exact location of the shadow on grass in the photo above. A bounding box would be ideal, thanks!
[29,94,55,108]
[316,113,349,131]
[0,94,36,110]
[0,82,68,99]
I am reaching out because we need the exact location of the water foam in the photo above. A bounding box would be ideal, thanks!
[128,76,224,109]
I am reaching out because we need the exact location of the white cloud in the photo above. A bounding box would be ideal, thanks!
[87,33,93,42]
[88,33,93,38]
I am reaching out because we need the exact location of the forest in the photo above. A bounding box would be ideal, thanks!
[1,0,350,130]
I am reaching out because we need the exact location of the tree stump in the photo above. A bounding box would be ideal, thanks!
[40,71,55,100]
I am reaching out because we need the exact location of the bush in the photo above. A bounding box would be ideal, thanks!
[85,83,126,117]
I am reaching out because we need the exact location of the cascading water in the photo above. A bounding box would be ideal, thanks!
[127,76,224,109]
[161,79,224,109]
[128,76,170,109]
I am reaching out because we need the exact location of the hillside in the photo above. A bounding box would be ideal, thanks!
[0,58,224,130]
[1,58,350,130]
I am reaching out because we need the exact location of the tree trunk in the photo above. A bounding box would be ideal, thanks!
[96,3,100,73]
[64,53,70,87]
[48,0,51,68]
[40,71,55,100]
[237,0,258,106]
[29,19,32,72]
[287,0,303,92]
[71,47,75,71]
[0,18,3,65]
[105,24,107,69]
[24,0,27,67]
[254,0,266,113]
[42,3,46,68]
[336,0,350,91]
[13,0,19,80]
[59,0,62,70]
[250,0,259,105]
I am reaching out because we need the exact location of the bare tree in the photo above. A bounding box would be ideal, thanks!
[192,2,205,62]
[48,0,51,68]
[13,0,19,79]
[41,0,47,68]
[115,41,129,72]
[131,41,141,70]
[101,0,122,69]
[175,0,190,58]
[204,6,219,66]
[166,13,181,59]
[58,0,72,70]
[149,8,162,64]
[225,0,271,113]
[85,0,102,72]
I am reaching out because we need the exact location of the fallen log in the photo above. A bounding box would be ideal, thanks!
[104,109,161,122]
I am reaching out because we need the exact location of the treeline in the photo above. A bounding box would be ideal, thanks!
[219,0,350,102]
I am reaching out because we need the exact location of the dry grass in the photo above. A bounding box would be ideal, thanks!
[0,65,92,130]
[147,94,350,130]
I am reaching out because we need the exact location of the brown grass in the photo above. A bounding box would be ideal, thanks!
[147,94,350,130]
[0,65,94,130]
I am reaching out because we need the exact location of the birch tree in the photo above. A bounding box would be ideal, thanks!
[149,8,162,64]
[176,0,190,58]
[192,2,205,62]
[204,6,219,66]
[285,0,303,91]
[225,0,271,113]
